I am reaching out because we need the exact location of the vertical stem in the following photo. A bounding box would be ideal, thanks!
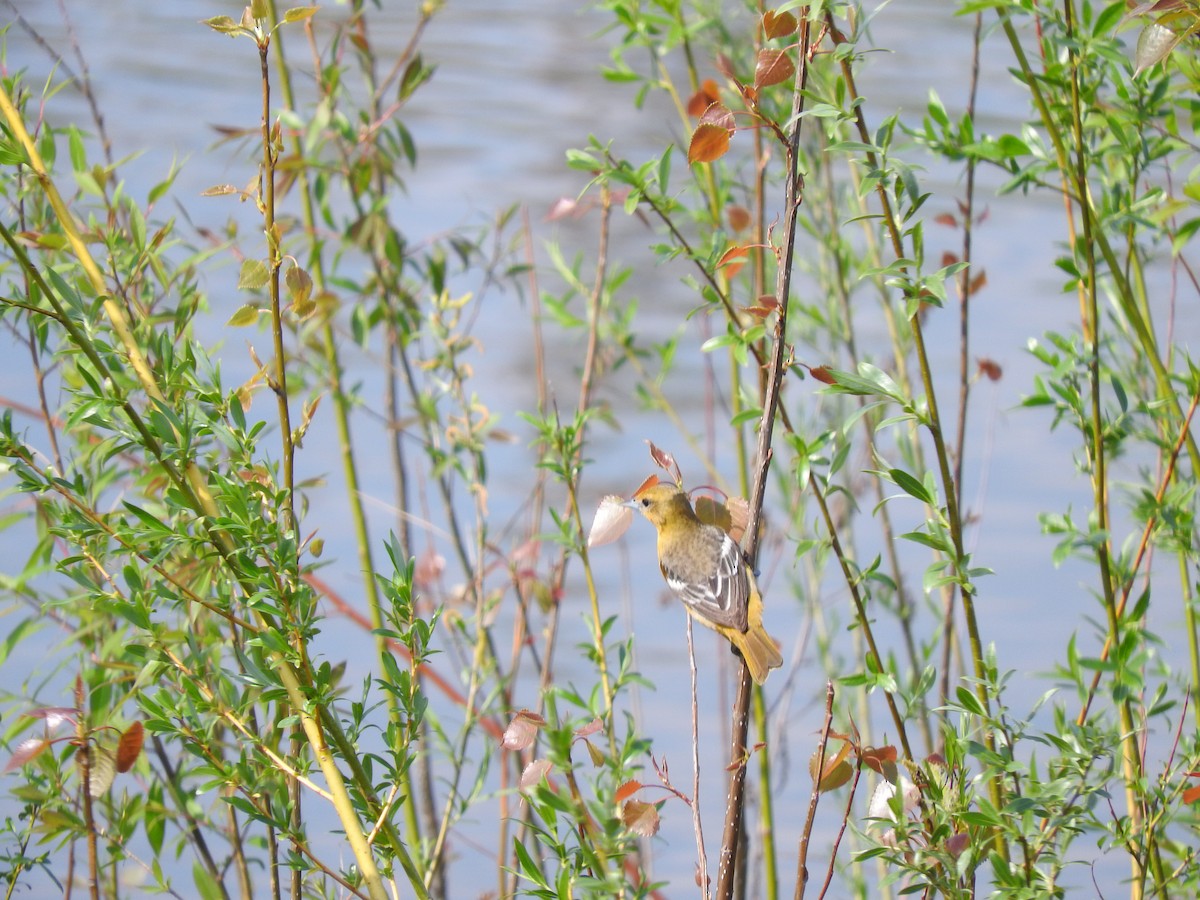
[75,677,99,900]
[716,14,811,899]
[258,38,294,528]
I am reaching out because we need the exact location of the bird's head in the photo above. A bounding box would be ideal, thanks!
[624,482,695,529]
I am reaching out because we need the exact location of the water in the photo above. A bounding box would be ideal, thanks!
[3,0,1184,895]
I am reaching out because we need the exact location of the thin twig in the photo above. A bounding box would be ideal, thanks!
[794,682,834,900]
[688,615,712,899]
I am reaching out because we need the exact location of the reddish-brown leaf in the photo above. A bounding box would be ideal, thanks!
[116,721,144,774]
[715,53,737,80]
[690,121,733,164]
[699,102,735,131]
[1183,784,1200,804]
[945,832,971,858]
[862,744,898,776]
[614,780,643,803]
[762,10,797,39]
[934,212,958,227]
[717,244,749,273]
[685,79,721,118]
[726,204,752,232]
[621,799,661,837]
[645,441,682,483]
[754,49,794,89]
[742,294,779,319]
[977,358,1003,382]
[969,269,989,294]
[941,251,959,268]
[808,365,836,385]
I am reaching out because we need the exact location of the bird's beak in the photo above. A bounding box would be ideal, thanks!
[620,498,640,510]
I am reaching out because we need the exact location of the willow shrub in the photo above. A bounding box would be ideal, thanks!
[2,2,1199,899]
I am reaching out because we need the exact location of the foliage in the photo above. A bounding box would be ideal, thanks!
[1,1,1199,898]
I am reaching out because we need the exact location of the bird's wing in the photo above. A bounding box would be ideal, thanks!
[662,531,749,632]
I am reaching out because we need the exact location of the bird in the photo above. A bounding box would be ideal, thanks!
[625,482,783,684]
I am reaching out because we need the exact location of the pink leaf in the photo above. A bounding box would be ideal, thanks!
[5,737,51,772]
[520,758,553,790]
[573,717,604,739]
[501,709,546,751]
[586,497,633,548]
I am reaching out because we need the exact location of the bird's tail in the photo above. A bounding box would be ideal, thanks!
[735,573,783,685]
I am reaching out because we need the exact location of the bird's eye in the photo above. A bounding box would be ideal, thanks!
[640,498,650,507]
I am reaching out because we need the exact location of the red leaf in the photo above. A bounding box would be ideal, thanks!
[116,721,144,774]
[614,780,643,803]
[934,212,957,227]
[685,79,721,118]
[741,293,779,318]
[754,49,794,89]
[862,744,898,776]
[688,123,731,164]
[717,244,749,277]
[1183,785,1200,804]
[808,365,836,385]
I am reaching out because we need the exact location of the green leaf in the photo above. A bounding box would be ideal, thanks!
[282,6,319,23]
[226,304,262,327]
[512,837,550,888]
[202,15,242,35]
[68,127,87,173]
[193,861,225,900]
[954,685,986,717]
[1135,22,1178,76]
[888,468,932,504]
[237,259,270,291]
[285,265,313,312]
